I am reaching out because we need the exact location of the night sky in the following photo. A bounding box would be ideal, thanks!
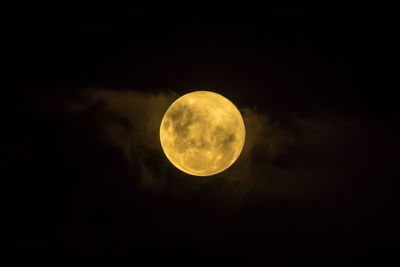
[3,5,399,264]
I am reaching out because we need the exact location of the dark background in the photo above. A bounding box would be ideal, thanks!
[3,5,399,265]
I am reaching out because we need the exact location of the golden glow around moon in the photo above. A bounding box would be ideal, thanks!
[160,91,246,176]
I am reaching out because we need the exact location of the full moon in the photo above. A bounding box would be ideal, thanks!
[160,91,246,176]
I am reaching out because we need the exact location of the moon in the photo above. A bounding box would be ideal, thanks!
[160,91,246,176]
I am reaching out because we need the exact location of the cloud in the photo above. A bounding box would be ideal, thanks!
[49,88,392,213]
[59,89,178,191]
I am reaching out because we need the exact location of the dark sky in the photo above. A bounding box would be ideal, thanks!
[3,5,399,265]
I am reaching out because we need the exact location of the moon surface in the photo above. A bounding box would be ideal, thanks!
[160,91,246,176]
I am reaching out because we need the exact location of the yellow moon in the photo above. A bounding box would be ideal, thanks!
[160,91,246,176]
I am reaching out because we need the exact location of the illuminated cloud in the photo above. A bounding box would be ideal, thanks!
[43,88,391,213]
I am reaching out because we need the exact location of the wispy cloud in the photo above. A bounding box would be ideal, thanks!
[51,88,392,213]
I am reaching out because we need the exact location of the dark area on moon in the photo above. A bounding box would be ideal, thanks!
[168,104,195,140]
[3,5,399,265]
